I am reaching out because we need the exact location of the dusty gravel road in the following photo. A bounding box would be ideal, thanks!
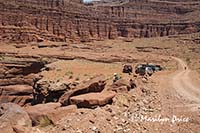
[172,57,200,103]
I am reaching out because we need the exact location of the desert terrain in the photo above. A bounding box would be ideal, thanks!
[0,0,200,133]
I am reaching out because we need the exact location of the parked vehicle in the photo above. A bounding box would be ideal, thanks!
[123,65,133,74]
[135,63,162,76]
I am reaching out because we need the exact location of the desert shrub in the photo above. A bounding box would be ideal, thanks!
[65,71,73,76]
[39,116,52,127]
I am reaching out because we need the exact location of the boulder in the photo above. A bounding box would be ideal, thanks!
[109,79,131,92]
[47,105,77,123]
[109,78,136,92]
[25,103,77,126]
[70,91,116,108]
[12,125,28,133]
[59,75,106,106]
[0,103,32,132]
[25,102,61,124]
[12,125,44,133]
[0,123,14,133]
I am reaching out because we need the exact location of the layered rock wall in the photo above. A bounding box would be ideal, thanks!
[0,0,200,43]
[0,60,44,106]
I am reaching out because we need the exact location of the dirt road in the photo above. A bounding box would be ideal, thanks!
[156,57,200,132]
[172,57,200,103]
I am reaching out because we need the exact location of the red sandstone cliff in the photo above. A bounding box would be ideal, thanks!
[0,0,200,43]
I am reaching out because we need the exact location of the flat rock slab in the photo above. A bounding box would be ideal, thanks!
[59,74,106,106]
[25,102,61,114]
[70,91,116,108]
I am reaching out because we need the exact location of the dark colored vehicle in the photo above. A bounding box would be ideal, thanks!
[135,64,162,76]
[147,64,162,71]
[135,64,146,76]
[123,65,133,73]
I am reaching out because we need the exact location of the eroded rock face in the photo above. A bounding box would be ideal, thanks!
[0,60,45,106]
[0,60,44,86]
[0,0,199,43]
[33,80,70,105]
[0,85,33,106]
[0,85,33,95]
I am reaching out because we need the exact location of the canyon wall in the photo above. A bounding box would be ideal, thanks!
[0,59,45,106]
[0,0,200,43]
